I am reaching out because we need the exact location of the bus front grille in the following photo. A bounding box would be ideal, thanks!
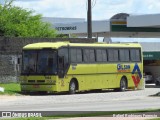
[27,80,45,83]
[37,80,45,83]
[28,80,35,83]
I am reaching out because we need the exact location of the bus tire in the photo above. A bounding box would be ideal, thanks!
[155,81,160,86]
[21,90,27,94]
[120,77,127,92]
[69,80,77,94]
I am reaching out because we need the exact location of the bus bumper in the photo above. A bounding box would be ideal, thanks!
[20,84,58,92]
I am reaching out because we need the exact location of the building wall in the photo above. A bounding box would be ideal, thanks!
[0,55,18,83]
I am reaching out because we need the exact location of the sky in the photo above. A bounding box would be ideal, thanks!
[3,0,160,42]
[13,0,160,20]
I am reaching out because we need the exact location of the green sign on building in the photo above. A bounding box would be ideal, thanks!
[111,21,160,32]
[143,52,160,60]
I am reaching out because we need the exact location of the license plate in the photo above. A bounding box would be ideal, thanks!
[33,85,39,88]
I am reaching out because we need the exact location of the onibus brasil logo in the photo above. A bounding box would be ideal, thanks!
[131,63,142,87]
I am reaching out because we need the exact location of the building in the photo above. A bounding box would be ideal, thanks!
[42,13,160,39]
[141,42,160,82]
[42,13,160,82]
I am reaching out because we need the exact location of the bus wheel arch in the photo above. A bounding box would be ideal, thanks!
[119,76,128,92]
[69,78,79,94]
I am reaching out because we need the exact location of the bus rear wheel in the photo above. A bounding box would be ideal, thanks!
[69,80,76,94]
[120,78,127,92]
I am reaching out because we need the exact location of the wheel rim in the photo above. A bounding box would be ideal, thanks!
[70,82,76,92]
[121,80,126,90]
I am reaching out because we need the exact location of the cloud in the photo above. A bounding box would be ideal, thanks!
[13,0,160,20]
[14,0,87,18]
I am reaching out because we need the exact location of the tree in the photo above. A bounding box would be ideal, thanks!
[0,0,57,38]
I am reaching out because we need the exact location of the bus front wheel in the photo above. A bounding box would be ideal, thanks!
[69,80,76,94]
[120,78,127,92]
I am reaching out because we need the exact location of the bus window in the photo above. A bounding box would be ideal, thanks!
[108,49,119,62]
[83,49,95,63]
[58,56,65,78]
[83,49,90,62]
[22,51,37,74]
[71,49,77,63]
[70,48,82,63]
[102,50,107,62]
[96,49,107,62]
[90,49,95,62]
[130,49,141,62]
[96,50,102,62]
[119,49,129,62]
[37,50,57,74]
[58,48,69,69]
[77,49,82,62]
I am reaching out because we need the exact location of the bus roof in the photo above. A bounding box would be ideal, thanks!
[23,42,141,50]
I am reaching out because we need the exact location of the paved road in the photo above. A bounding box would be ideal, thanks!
[0,86,160,111]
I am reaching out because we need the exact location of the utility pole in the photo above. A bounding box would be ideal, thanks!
[87,0,92,38]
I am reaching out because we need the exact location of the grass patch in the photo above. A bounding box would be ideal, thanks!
[149,118,160,120]
[0,83,21,95]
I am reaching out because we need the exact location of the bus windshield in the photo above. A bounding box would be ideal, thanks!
[22,50,57,75]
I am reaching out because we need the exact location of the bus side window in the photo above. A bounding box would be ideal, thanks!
[130,49,141,62]
[58,48,69,68]
[119,49,130,62]
[83,49,95,63]
[89,49,95,62]
[58,48,69,78]
[96,49,107,62]
[108,49,119,62]
[58,56,64,69]
[58,56,64,78]
[83,49,90,62]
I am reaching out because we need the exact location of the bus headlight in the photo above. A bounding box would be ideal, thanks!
[21,80,25,83]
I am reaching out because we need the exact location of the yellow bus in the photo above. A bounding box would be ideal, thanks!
[20,42,144,94]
